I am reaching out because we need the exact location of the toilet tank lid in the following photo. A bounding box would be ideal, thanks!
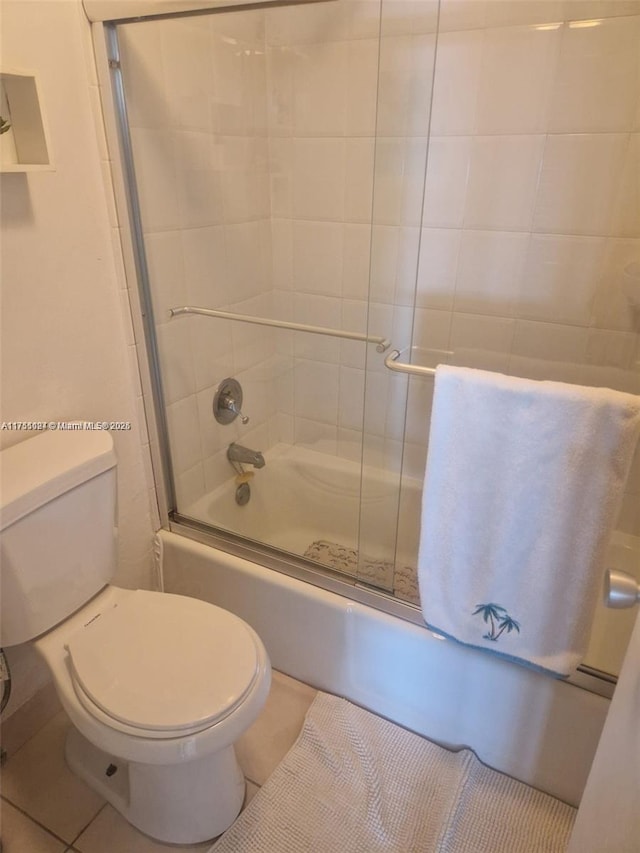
[0,429,116,531]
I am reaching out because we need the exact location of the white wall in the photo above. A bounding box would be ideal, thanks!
[0,0,156,719]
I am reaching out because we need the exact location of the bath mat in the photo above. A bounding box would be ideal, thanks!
[304,540,420,605]
[209,693,575,853]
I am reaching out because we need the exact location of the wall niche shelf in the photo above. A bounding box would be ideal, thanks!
[0,70,53,172]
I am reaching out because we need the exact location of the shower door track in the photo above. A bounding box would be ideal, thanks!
[169,515,615,700]
[170,513,423,622]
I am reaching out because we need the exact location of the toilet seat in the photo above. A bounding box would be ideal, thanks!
[65,590,260,738]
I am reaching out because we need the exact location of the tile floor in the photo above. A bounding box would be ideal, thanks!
[0,671,317,852]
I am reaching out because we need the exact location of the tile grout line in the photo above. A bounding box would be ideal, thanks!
[2,778,258,849]
[68,800,110,849]
[0,793,74,848]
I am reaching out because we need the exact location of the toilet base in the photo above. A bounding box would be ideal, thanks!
[65,726,245,844]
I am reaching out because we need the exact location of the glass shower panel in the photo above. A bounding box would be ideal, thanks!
[356,0,440,598]
[116,2,393,578]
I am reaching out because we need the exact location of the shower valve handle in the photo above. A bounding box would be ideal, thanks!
[213,378,249,425]
[222,395,249,425]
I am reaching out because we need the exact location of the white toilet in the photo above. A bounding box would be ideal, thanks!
[0,428,271,844]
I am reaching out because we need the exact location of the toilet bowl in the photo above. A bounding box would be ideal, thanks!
[0,429,271,844]
[37,585,271,843]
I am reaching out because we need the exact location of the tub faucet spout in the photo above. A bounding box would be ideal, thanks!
[227,442,265,469]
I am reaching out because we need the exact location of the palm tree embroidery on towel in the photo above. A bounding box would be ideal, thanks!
[472,603,521,642]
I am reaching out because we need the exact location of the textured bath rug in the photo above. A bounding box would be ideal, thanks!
[304,540,420,605]
[209,693,575,853]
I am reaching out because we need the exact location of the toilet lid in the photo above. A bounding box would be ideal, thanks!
[65,590,260,734]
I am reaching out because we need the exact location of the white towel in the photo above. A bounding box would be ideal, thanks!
[418,365,640,676]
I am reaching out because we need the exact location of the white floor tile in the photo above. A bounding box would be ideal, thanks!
[1,712,104,844]
[71,778,262,850]
[1,672,316,849]
[0,800,67,853]
[235,670,317,786]
[72,805,212,853]
[244,780,260,808]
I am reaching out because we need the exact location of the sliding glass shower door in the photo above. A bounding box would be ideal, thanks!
[114,0,439,597]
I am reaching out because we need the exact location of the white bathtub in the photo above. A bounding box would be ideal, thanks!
[160,528,609,807]
[186,444,424,600]
[185,443,640,666]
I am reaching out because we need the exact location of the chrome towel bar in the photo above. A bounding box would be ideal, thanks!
[169,306,391,353]
[384,348,437,377]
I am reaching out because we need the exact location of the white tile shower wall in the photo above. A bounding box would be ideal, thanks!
[120,0,639,537]
[266,1,438,463]
[266,0,639,535]
[119,9,279,509]
[120,0,437,489]
[414,2,640,533]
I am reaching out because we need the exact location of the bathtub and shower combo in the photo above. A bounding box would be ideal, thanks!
[90,0,640,814]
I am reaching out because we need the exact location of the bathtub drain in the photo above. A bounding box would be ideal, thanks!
[235,482,251,506]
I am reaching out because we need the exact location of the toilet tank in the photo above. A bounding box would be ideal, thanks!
[0,429,117,647]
